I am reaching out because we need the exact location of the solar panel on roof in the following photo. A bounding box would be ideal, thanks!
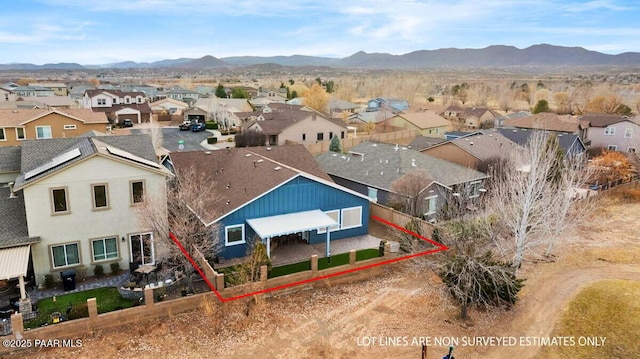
[24,147,82,180]
[106,146,160,169]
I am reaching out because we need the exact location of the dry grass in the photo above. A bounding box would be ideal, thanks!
[540,279,640,359]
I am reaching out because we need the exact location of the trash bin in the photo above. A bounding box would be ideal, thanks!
[60,269,76,291]
[379,240,386,257]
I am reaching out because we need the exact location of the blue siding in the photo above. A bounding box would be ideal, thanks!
[217,176,370,259]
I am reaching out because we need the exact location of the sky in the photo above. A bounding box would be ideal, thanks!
[1,0,639,65]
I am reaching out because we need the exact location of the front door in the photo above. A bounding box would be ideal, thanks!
[130,232,155,266]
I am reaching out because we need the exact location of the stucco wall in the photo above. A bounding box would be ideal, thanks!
[21,155,167,283]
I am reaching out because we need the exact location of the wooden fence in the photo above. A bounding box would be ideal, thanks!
[303,129,418,155]
[370,202,434,238]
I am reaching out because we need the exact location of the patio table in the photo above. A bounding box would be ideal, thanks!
[135,264,157,283]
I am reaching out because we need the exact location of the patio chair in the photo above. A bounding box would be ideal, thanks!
[150,261,163,281]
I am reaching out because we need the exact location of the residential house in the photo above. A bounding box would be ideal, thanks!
[493,111,530,127]
[165,87,200,105]
[0,108,109,146]
[315,142,488,218]
[366,97,409,112]
[13,86,55,98]
[246,107,348,146]
[169,145,371,260]
[0,88,17,102]
[328,98,361,116]
[20,96,75,109]
[28,83,68,96]
[0,146,21,183]
[443,106,499,128]
[421,130,518,170]
[445,131,477,140]
[149,98,189,115]
[1,134,171,295]
[502,112,581,134]
[83,89,152,125]
[347,110,394,125]
[497,128,587,157]
[387,111,451,137]
[579,113,640,153]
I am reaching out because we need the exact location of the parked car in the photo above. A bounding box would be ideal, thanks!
[122,119,133,128]
[179,120,192,131]
[191,123,206,132]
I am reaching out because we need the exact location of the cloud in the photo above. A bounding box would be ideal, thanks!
[563,0,630,13]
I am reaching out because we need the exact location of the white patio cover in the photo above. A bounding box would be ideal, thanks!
[247,209,338,239]
[0,245,30,281]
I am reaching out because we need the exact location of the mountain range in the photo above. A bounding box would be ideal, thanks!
[3,44,640,70]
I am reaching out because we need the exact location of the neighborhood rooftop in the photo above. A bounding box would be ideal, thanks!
[0,186,40,249]
[315,142,488,192]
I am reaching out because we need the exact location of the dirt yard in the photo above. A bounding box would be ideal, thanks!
[11,201,640,359]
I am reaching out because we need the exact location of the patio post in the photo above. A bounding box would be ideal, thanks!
[266,237,271,259]
[18,275,26,300]
[325,227,330,257]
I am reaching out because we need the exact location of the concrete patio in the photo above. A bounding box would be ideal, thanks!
[270,234,383,266]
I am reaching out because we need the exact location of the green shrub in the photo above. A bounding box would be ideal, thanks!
[110,262,121,275]
[207,137,218,144]
[94,264,104,278]
[67,302,89,320]
[205,121,218,130]
[44,274,55,289]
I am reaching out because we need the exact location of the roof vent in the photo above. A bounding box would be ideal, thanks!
[226,183,230,189]
[380,171,384,175]
[226,200,230,205]
[332,153,337,157]
[266,147,272,151]
[274,166,281,171]
[470,142,474,146]
[205,151,212,155]
[245,153,252,157]
[256,159,263,163]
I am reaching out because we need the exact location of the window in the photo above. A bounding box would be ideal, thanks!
[341,206,363,230]
[15,127,25,140]
[125,96,131,104]
[51,243,80,268]
[130,233,154,265]
[329,132,334,139]
[92,237,118,262]
[36,126,52,139]
[367,187,378,201]
[0,128,5,141]
[137,97,143,104]
[341,131,345,139]
[424,195,437,215]
[130,180,144,204]
[625,128,633,138]
[302,133,306,141]
[97,98,106,105]
[318,210,340,234]
[225,224,245,246]
[112,98,118,105]
[51,187,69,213]
[92,184,109,209]
[607,145,618,151]
[317,132,324,141]
[628,147,637,153]
[63,124,77,130]
[468,181,482,198]
[604,127,616,135]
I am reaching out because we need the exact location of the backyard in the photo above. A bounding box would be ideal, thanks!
[11,199,640,358]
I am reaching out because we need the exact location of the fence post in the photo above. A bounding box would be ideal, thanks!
[87,298,98,320]
[311,255,318,275]
[144,287,154,308]
[384,242,391,257]
[349,250,356,265]
[216,273,225,291]
[10,313,23,337]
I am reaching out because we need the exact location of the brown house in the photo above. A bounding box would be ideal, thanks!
[420,130,518,170]
[0,108,109,146]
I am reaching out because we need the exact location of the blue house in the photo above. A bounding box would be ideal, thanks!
[366,97,409,113]
[169,145,371,260]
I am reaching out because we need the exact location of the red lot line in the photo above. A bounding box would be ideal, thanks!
[169,215,448,303]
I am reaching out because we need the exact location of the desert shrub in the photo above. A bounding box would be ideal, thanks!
[94,264,104,278]
[110,262,121,275]
[205,121,218,130]
[67,302,89,320]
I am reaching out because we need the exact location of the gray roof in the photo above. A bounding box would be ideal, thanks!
[0,186,40,248]
[497,128,585,155]
[316,142,488,192]
[446,130,519,160]
[409,136,447,151]
[0,146,21,173]
[15,134,158,189]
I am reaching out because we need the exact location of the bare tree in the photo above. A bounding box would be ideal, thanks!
[390,169,434,217]
[138,119,164,152]
[487,131,589,269]
[553,92,571,114]
[136,166,221,291]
